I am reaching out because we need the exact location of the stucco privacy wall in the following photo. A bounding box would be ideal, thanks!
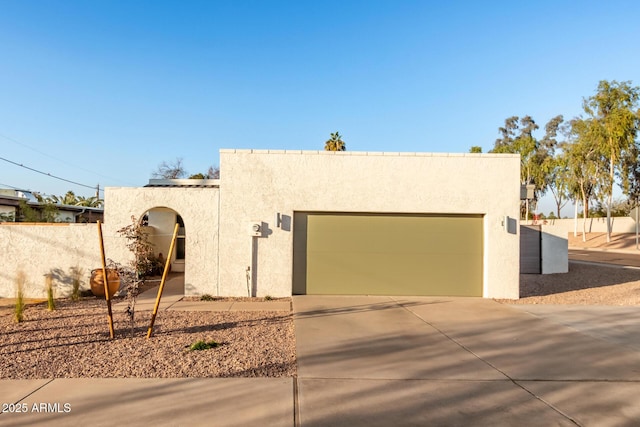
[540,225,569,274]
[104,187,219,296]
[543,217,637,234]
[0,224,100,298]
[218,150,521,299]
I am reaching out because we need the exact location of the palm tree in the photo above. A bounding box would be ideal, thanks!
[61,191,77,205]
[324,131,346,151]
[76,195,104,208]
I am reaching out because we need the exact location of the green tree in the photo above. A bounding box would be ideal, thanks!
[565,118,605,240]
[469,146,482,153]
[189,166,219,179]
[622,144,640,208]
[490,115,561,220]
[546,148,570,219]
[75,195,103,208]
[46,191,103,208]
[582,80,640,242]
[324,132,346,151]
[540,116,566,217]
[61,191,77,205]
[0,212,15,222]
[590,198,631,217]
[18,200,58,223]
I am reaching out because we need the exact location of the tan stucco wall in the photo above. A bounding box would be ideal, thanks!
[218,150,521,299]
[104,187,219,296]
[0,223,100,298]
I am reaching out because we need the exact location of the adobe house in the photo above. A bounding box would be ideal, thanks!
[104,149,521,299]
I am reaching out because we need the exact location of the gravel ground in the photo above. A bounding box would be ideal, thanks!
[497,232,640,306]
[0,298,296,380]
[498,261,640,305]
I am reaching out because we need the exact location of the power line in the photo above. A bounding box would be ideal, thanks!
[0,132,136,186]
[0,155,101,191]
[0,182,21,190]
[0,181,90,201]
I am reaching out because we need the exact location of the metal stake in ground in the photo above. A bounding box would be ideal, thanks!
[97,220,114,339]
[146,222,180,339]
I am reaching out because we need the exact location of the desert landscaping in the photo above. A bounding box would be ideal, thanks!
[2,232,640,380]
[0,297,296,380]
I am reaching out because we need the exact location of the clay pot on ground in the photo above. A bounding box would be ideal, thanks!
[90,269,121,298]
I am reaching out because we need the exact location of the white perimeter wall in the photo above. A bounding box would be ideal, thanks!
[542,217,637,234]
[0,224,100,298]
[218,150,521,299]
[104,187,219,296]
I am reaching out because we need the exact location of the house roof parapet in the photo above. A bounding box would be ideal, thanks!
[219,148,519,158]
[145,179,220,188]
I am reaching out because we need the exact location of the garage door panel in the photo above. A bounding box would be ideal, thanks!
[307,252,482,296]
[308,232,481,255]
[293,213,483,296]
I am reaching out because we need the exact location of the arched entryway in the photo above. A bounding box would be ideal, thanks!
[141,207,186,294]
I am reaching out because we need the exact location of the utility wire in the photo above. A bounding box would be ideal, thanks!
[0,182,21,190]
[0,132,136,186]
[0,155,100,191]
[0,181,96,203]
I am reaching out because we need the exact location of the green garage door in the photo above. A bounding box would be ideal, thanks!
[293,213,483,296]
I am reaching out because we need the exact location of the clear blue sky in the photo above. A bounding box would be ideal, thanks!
[1,0,639,216]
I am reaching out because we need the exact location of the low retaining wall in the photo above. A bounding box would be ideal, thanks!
[0,223,102,298]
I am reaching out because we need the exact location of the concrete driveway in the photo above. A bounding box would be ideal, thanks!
[293,296,640,426]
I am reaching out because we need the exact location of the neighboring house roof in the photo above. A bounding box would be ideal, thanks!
[0,189,103,223]
[145,179,220,188]
[51,204,104,213]
[0,189,39,203]
[0,194,23,207]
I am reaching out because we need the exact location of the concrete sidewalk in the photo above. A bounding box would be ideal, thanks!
[3,296,640,426]
[112,275,290,312]
[0,378,293,427]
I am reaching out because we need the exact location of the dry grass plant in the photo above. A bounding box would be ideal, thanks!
[45,274,55,311]
[70,266,83,302]
[14,271,26,323]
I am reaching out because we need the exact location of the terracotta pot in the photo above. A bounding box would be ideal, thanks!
[90,269,121,298]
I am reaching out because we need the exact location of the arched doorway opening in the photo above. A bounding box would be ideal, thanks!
[141,207,186,294]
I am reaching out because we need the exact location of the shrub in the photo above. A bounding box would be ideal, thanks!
[188,340,220,351]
